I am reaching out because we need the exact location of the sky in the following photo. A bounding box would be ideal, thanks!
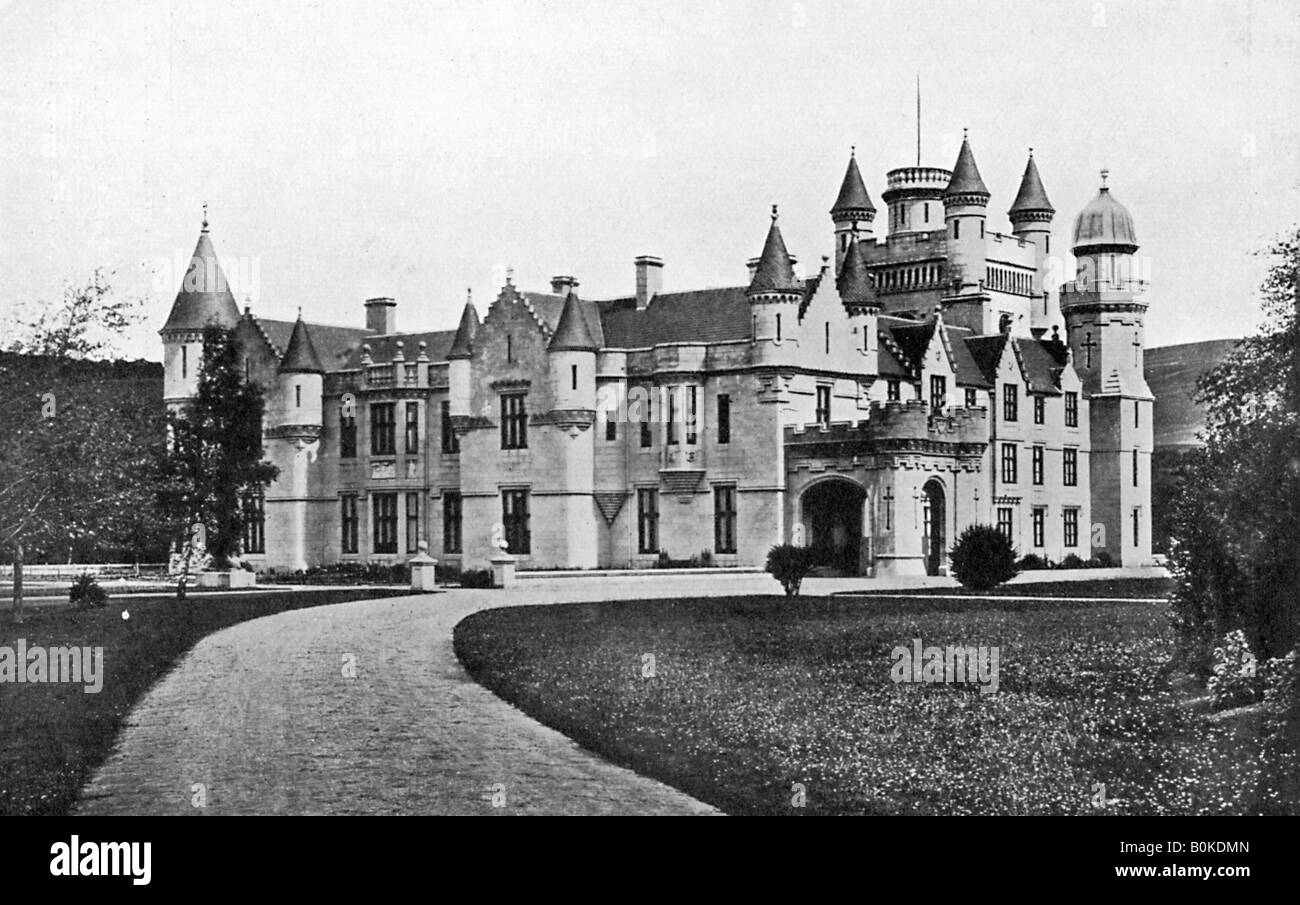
[1,0,1297,360]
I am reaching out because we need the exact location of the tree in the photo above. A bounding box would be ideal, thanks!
[156,325,278,598]
[949,525,1019,591]
[0,274,159,622]
[1170,227,1300,665]
[766,544,815,597]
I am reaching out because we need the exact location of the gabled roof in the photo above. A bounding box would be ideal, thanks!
[747,207,799,294]
[945,325,993,388]
[964,333,1009,385]
[887,320,936,370]
[597,286,754,348]
[549,291,599,352]
[831,152,876,215]
[161,227,242,333]
[1015,337,1067,394]
[279,315,324,374]
[253,317,370,372]
[944,137,990,199]
[447,302,479,360]
[1008,152,1054,217]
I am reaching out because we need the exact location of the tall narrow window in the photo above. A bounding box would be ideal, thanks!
[371,403,396,455]
[816,385,832,426]
[1065,391,1079,428]
[717,394,731,444]
[181,345,188,379]
[996,507,1013,542]
[1135,400,1140,428]
[686,386,698,445]
[965,387,978,408]
[1063,448,1078,486]
[1003,384,1019,422]
[295,384,302,408]
[506,334,513,364]
[340,411,357,458]
[1001,443,1018,484]
[373,493,398,554]
[1133,448,1139,486]
[500,394,528,449]
[887,379,900,402]
[930,375,946,414]
[442,492,462,554]
[714,485,737,554]
[605,411,617,442]
[1032,445,1044,485]
[1132,507,1141,547]
[340,494,358,554]
[405,492,421,553]
[571,363,578,391]
[440,400,459,453]
[953,220,960,240]
[405,402,419,454]
[667,388,679,445]
[1032,507,1045,548]
[824,322,830,354]
[637,488,659,554]
[776,313,782,342]
[1063,508,1079,547]
[502,489,530,554]
[241,491,265,554]
[1033,395,1045,425]
[640,391,653,448]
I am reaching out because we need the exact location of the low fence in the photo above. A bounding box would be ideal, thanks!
[0,563,168,581]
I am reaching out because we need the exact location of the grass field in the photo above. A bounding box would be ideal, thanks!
[0,588,404,816]
[455,594,1294,816]
[842,577,1175,599]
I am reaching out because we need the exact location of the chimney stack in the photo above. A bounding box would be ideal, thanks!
[634,255,663,309]
[550,275,579,295]
[365,296,397,334]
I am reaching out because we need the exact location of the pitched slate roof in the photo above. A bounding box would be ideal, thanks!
[341,330,458,369]
[945,325,993,388]
[1008,152,1054,217]
[831,152,876,215]
[837,237,876,307]
[964,333,1009,385]
[447,302,479,360]
[161,228,242,333]
[254,317,370,372]
[944,137,990,199]
[279,316,324,374]
[597,287,754,348]
[1015,336,1066,394]
[747,208,799,293]
[512,290,606,347]
[549,292,599,351]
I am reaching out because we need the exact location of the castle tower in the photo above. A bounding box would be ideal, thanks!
[160,210,242,411]
[1060,171,1152,566]
[747,205,803,366]
[266,312,324,571]
[545,290,600,568]
[830,149,876,271]
[446,295,479,419]
[837,228,879,362]
[1008,149,1056,338]
[942,132,990,300]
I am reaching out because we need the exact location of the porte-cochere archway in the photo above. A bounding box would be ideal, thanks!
[798,478,867,575]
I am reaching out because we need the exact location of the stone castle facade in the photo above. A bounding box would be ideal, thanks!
[160,136,1154,576]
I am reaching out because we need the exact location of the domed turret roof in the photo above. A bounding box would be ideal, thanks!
[1072,171,1138,252]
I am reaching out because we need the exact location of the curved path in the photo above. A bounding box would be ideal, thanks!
[74,575,783,816]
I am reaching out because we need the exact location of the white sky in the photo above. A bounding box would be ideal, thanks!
[1,0,1297,360]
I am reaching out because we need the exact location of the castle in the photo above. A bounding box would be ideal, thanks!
[160,135,1154,576]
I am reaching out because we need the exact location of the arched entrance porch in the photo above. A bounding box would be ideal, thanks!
[799,478,867,575]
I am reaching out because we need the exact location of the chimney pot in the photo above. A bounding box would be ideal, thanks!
[634,255,663,309]
[365,296,396,334]
[550,275,579,295]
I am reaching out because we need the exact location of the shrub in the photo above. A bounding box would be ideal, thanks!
[459,568,494,589]
[949,525,1018,591]
[69,573,108,609]
[1093,550,1116,568]
[766,544,815,597]
[1016,553,1049,571]
[1207,629,1263,709]
[1061,553,1086,570]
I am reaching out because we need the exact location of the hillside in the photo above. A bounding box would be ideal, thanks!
[1145,339,1239,449]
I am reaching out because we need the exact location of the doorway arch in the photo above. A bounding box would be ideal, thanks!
[800,478,866,575]
[922,478,946,576]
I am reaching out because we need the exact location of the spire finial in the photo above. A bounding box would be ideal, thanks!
[297,305,303,319]
[201,201,209,232]
[1100,167,1110,188]
[771,204,779,222]
[963,127,969,141]
[467,287,472,303]
[916,73,922,166]
[850,144,855,158]
[1028,147,1034,158]
[505,266,514,285]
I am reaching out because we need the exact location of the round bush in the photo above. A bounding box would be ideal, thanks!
[69,573,109,609]
[766,544,815,597]
[949,525,1018,591]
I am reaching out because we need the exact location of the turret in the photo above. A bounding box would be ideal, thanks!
[547,289,598,412]
[446,294,479,418]
[830,148,876,270]
[160,209,242,409]
[747,205,803,365]
[1008,149,1056,338]
[837,230,879,361]
[276,311,324,429]
[942,131,990,297]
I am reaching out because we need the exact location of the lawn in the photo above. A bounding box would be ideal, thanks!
[843,577,1175,599]
[0,588,405,815]
[455,594,1295,816]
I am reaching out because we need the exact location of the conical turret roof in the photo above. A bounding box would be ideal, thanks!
[161,217,242,333]
[280,313,324,373]
[446,300,480,360]
[944,136,990,199]
[747,206,799,294]
[836,235,876,307]
[1008,151,1054,218]
[548,290,598,352]
[830,151,875,216]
